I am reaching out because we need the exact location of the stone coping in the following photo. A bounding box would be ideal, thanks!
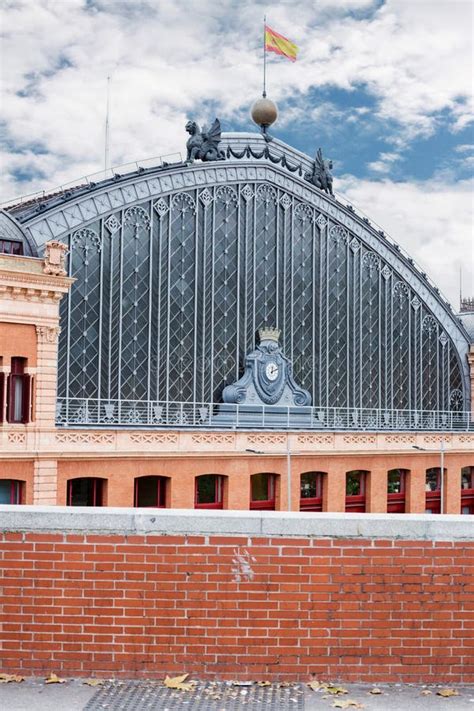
[0,506,472,541]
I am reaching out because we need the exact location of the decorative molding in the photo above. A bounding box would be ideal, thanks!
[343,434,377,445]
[43,241,67,276]
[7,432,26,444]
[36,325,61,344]
[191,433,234,445]
[0,282,64,303]
[129,432,179,444]
[247,433,286,446]
[458,435,474,443]
[423,435,448,445]
[297,433,334,446]
[384,434,416,444]
[55,432,114,444]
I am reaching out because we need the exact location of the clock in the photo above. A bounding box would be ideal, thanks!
[265,361,279,381]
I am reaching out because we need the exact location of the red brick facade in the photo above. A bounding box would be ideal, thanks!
[1,529,472,682]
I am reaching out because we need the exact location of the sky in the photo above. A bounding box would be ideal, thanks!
[0,0,473,307]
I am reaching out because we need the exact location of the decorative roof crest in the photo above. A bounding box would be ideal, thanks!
[258,326,281,343]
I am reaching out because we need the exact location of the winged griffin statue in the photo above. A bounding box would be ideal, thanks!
[305,147,334,196]
[185,118,225,163]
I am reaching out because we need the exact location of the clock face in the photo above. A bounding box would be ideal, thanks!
[265,361,279,381]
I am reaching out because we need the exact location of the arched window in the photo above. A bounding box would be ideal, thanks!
[345,471,367,512]
[195,474,224,509]
[425,467,445,514]
[387,469,408,513]
[67,478,105,506]
[0,479,24,504]
[250,473,277,510]
[134,476,168,508]
[461,466,474,515]
[300,472,325,511]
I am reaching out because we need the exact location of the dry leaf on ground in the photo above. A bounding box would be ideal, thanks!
[437,688,459,697]
[83,679,104,687]
[45,673,66,684]
[257,681,271,687]
[307,680,323,691]
[369,687,382,694]
[332,700,364,709]
[163,673,195,691]
[0,673,25,683]
[421,689,432,695]
[327,685,349,695]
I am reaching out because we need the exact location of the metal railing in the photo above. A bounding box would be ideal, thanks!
[55,398,473,431]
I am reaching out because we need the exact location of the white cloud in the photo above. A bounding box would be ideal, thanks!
[337,174,474,307]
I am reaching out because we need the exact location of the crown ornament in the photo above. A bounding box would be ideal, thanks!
[258,327,281,343]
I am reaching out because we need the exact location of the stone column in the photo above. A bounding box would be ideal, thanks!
[406,465,426,513]
[33,459,58,505]
[324,466,346,512]
[35,326,61,426]
[366,466,388,513]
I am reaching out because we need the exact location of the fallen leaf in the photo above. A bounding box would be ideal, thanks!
[437,688,459,697]
[369,687,382,694]
[163,674,196,692]
[0,673,25,683]
[257,681,271,687]
[327,685,349,695]
[421,689,432,695]
[307,680,323,691]
[83,679,104,687]
[333,700,364,709]
[45,673,66,684]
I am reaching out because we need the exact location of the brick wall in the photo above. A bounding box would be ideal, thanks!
[0,509,472,682]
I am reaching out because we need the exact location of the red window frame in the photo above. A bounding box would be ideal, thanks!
[250,473,276,510]
[67,478,104,506]
[387,469,407,513]
[0,240,23,255]
[345,471,367,512]
[425,468,442,514]
[0,479,24,504]
[195,474,224,509]
[300,471,324,512]
[6,358,31,424]
[461,466,474,515]
[134,476,167,508]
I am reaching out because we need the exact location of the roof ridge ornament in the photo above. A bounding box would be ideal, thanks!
[305,147,334,196]
[185,118,225,164]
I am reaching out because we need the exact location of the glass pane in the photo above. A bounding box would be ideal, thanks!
[388,470,402,494]
[0,480,11,504]
[69,478,99,506]
[13,377,23,421]
[136,477,159,507]
[301,472,321,498]
[461,467,473,489]
[426,468,440,492]
[251,473,271,501]
[346,471,363,496]
[196,475,218,504]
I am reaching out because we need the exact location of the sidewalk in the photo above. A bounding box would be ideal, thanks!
[0,678,472,710]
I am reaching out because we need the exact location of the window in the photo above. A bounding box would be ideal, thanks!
[425,468,444,514]
[250,473,276,510]
[7,358,31,424]
[300,472,325,511]
[0,479,24,504]
[195,474,224,509]
[387,469,407,513]
[67,478,105,506]
[0,240,23,255]
[345,471,367,512]
[134,476,167,507]
[461,466,474,515]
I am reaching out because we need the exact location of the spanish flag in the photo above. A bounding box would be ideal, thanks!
[265,25,299,62]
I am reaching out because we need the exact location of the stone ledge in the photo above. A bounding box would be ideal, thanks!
[0,506,472,541]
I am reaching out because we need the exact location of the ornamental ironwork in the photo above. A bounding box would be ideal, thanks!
[55,179,466,417]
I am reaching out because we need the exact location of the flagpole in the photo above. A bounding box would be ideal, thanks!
[263,15,267,97]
